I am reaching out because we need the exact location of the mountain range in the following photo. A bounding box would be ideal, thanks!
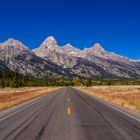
[0,36,140,78]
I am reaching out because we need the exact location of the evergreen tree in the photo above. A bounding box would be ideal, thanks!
[85,78,92,87]
[72,77,81,86]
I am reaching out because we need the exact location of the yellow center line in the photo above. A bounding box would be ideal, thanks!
[67,97,70,101]
[67,94,70,101]
[67,107,71,115]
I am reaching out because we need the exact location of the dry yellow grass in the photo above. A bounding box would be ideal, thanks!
[77,86,140,112]
[0,87,60,111]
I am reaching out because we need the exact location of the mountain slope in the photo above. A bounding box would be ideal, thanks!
[0,37,140,78]
[34,36,140,78]
[0,38,73,77]
[33,36,81,68]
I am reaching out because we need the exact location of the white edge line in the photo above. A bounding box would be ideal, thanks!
[0,97,42,122]
[0,90,54,122]
[74,88,140,122]
[91,95,140,122]
[75,87,140,122]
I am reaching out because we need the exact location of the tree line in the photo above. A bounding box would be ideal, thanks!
[0,68,93,88]
[0,68,140,88]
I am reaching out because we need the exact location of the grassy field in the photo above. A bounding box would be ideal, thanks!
[77,86,140,112]
[0,87,60,111]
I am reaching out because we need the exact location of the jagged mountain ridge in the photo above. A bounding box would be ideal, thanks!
[0,38,75,77]
[33,36,140,78]
[0,36,140,78]
[33,36,131,64]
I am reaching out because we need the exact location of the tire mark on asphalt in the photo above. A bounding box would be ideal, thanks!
[35,105,57,140]
[2,92,61,140]
[73,89,140,139]
[72,90,125,139]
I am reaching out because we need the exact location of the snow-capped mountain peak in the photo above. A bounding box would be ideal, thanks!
[64,43,73,48]
[45,36,57,43]
[1,36,140,78]
[40,36,57,49]
[92,43,105,52]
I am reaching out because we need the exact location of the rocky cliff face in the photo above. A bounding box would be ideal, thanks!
[33,36,81,68]
[0,36,140,78]
[33,36,140,78]
[0,38,73,77]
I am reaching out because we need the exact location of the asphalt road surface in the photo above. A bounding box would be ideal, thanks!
[0,87,140,140]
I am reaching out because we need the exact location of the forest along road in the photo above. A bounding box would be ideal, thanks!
[0,87,140,140]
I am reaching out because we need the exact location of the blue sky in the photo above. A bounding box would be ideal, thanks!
[0,0,140,59]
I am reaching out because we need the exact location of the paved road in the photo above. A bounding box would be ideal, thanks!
[0,87,140,140]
